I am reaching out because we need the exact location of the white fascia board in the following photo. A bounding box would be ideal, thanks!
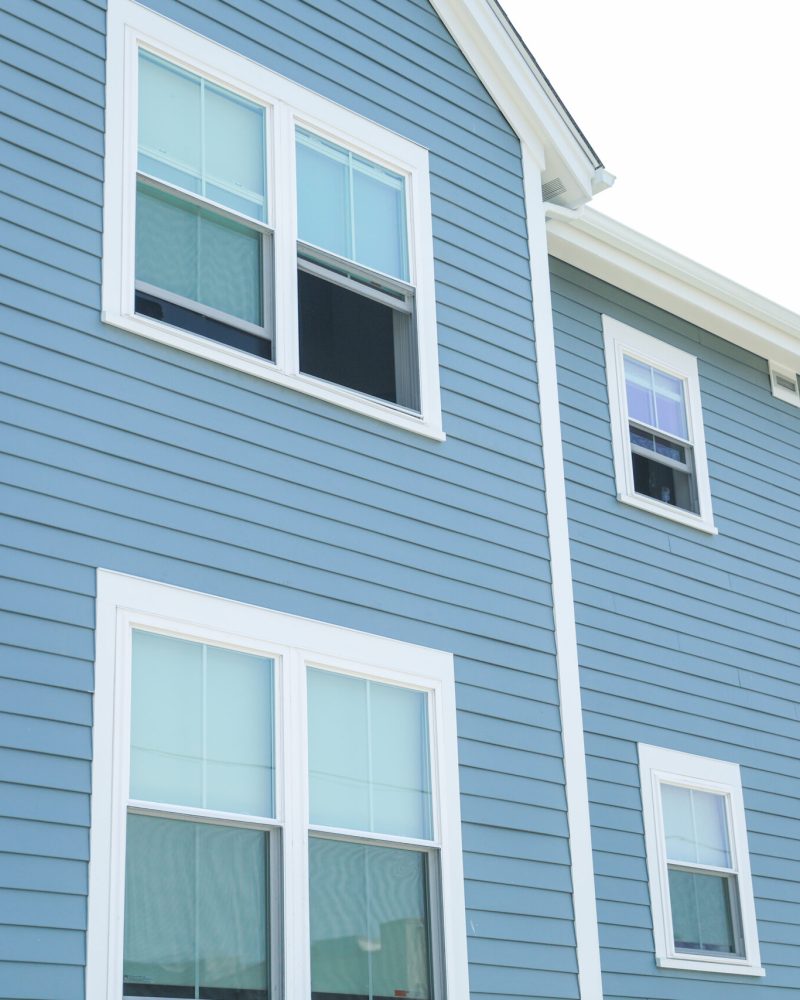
[547,207,800,371]
[428,0,606,208]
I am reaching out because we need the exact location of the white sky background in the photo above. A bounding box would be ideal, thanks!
[501,0,800,314]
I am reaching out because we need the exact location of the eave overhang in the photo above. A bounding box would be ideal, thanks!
[548,207,800,372]
[428,0,613,208]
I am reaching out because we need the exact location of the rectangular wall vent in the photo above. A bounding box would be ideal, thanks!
[768,360,800,407]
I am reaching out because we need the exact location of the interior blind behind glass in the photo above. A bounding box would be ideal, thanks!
[130,630,275,818]
[307,667,433,840]
[124,814,269,999]
[296,128,409,282]
[136,183,263,327]
[138,50,267,222]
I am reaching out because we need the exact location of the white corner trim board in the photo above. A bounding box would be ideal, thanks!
[523,147,603,998]
[87,570,470,1000]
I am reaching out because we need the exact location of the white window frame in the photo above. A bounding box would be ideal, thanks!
[603,315,716,533]
[103,0,444,439]
[638,743,764,977]
[87,569,469,999]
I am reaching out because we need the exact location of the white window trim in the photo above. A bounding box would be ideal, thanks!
[103,0,444,440]
[638,743,764,977]
[87,569,469,999]
[603,315,717,534]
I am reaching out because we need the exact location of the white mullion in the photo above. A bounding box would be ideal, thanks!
[274,105,299,376]
[282,647,310,1000]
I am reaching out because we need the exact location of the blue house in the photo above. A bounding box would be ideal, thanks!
[1,1,799,998]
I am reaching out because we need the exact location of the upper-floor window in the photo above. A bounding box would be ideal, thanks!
[87,571,470,999]
[638,744,763,977]
[103,0,443,438]
[603,316,716,533]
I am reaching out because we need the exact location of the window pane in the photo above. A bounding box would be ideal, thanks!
[310,837,432,1000]
[296,129,410,281]
[204,84,266,219]
[139,51,202,194]
[662,785,731,867]
[136,183,263,327]
[296,131,351,259]
[631,449,696,512]
[138,51,266,222]
[308,668,432,839]
[297,267,419,411]
[668,868,739,955]
[654,370,688,438]
[123,814,269,998]
[353,160,408,281]
[130,630,275,817]
[624,358,655,425]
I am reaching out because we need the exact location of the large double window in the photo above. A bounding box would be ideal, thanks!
[104,0,442,437]
[87,572,468,1000]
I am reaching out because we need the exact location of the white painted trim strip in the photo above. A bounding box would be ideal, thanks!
[523,147,603,998]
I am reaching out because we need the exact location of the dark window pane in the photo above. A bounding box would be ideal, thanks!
[123,815,269,1000]
[136,291,272,361]
[669,868,739,955]
[310,838,432,1000]
[298,269,418,411]
[632,453,696,512]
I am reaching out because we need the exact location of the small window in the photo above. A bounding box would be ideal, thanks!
[103,0,443,437]
[638,744,764,977]
[603,316,716,533]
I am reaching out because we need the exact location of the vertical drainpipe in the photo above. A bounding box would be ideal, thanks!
[521,144,604,1000]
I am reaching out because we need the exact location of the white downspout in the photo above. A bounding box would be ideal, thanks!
[522,145,604,1000]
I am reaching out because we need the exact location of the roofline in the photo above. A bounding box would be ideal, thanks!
[490,0,604,171]
[547,207,800,371]
[428,0,611,206]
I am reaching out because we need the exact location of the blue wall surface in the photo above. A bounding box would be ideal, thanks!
[551,256,800,999]
[0,1,578,997]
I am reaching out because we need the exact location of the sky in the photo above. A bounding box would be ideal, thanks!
[501,0,800,315]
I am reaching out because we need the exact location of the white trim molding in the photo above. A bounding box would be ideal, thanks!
[103,0,444,440]
[638,744,764,978]
[603,316,717,534]
[548,206,800,374]
[428,0,611,208]
[87,570,469,999]
[523,147,603,999]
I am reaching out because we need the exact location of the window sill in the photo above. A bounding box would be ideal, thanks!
[656,956,765,977]
[617,492,718,535]
[102,311,445,441]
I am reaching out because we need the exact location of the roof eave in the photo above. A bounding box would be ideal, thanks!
[547,207,800,371]
[428,0,609,208]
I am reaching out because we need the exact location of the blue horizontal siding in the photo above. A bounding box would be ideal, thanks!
[0,2,573,999]
[551,256,800,998]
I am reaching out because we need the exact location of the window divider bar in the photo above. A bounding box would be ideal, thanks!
[127,799,283,831]
[308,823,440,851]
[135,282,273,341]
[666,859,738,876]
[136,171,273,233]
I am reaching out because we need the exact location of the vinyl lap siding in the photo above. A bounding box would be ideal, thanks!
[551,256,800,999]
[0,1,576,997]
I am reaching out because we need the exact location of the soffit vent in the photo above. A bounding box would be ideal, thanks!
[542,177,567,202]
[768,360,800,408]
